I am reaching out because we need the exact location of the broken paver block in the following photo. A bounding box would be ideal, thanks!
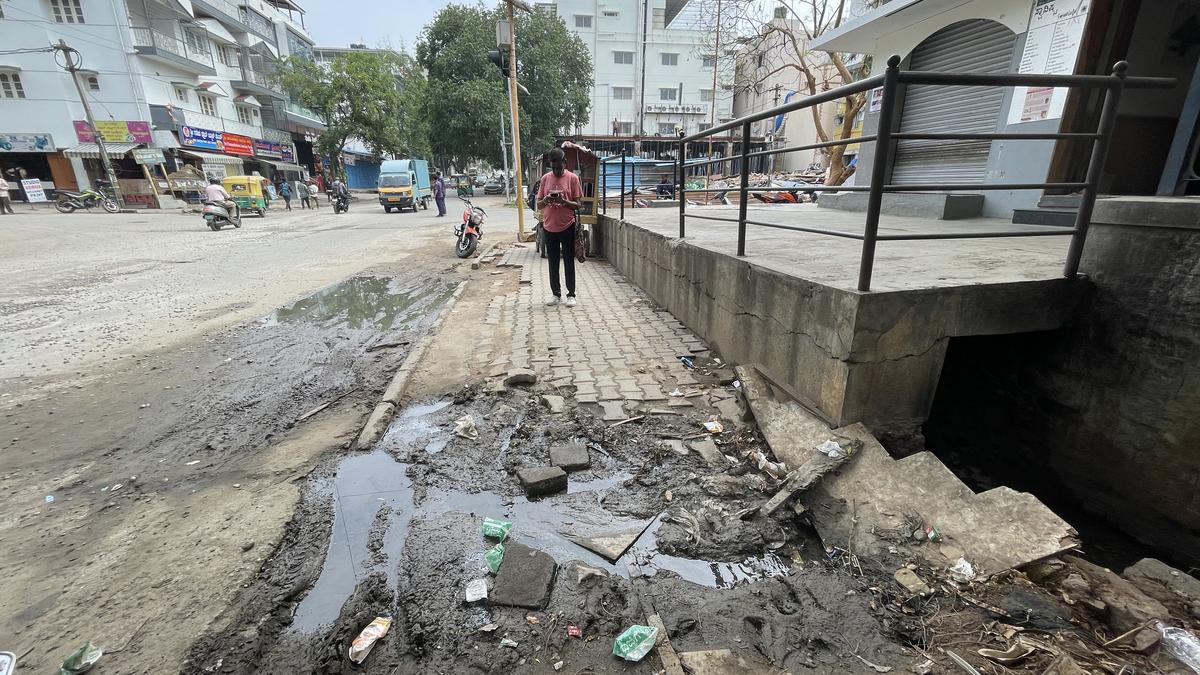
[490,542,557,609]
[540,394,567,414]
[894,568,932,596]
[687,438,724,467]
[567,525,648,563]
[517,466,567,497]
[658,439,688,456]
[713,397,745,428]
[504,369,537,386]
[549,442,590,471]
[599,400,626,421]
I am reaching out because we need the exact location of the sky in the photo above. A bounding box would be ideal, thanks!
[301,0,453,52]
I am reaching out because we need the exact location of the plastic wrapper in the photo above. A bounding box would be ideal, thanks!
[612,625,659,662]
[348,617,391,664]
[485,543,505,573]
[481,518,512,541]
[60,642,103,675]
[1156,621,1200,673]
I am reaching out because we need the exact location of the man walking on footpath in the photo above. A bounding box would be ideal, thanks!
[433,171,447,217]
[0,174,15,214]
[536,147,583,307]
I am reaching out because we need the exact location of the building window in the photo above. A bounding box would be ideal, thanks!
[86,75,99,91]
[614,121,633,135]
[218,45,238,67]
[49,0,84,23]
[657,122,675,135]
[612,86,633,100]
[0,72,25,99]
[661,52,678,66]
[659,87,677,101]
[702,54,716,69]
[613,51,633,65]
[236,105,253,125]
[574,14,591,28]
[601,10,618,17]
[184,29,209,57]
[175,86,189,102]
[199,93,217,116]
[287,31,313,60]
[652,7,664,29]
[699,122,712,132]
[700,88,714,102]
[774,5,788,19]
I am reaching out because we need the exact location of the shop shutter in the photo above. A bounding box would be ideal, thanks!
[891,19,1017,185]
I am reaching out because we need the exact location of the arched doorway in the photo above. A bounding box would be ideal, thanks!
[892,19,1018,184]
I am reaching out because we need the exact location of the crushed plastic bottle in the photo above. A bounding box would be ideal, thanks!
[612,625,659,662]
[481,518,513,541]
[1155,621,1200,673]
[485,544,505,574]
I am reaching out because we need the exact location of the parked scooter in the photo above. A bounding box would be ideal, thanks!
[455,197,486,258]
[54,180,119,214]
[201,200,242,230]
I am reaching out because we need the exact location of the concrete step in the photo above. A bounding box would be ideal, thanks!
[819,191,984,220]
[1011,208,1077,227]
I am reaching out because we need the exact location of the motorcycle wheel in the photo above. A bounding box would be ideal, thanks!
[101,199,119,214]
[55,197,76,214]
[233,219,242,229]
[456,232,478,259]
[208,223,221,231]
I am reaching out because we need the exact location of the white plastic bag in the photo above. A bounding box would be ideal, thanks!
[1155,621,1200,673]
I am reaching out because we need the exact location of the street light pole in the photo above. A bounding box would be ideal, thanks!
[55,39,124,207]
[505,0,528,240]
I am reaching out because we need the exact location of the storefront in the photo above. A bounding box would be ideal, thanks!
[247,138,304,182]
[178,125,254,179]
[1,133,63,199]
[176,148,245,180]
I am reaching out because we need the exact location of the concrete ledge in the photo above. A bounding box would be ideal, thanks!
[820,192,984,220]
[1092,196,1200,230]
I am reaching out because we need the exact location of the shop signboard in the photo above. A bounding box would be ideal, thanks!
[166,165,208,191]
[254,138,283,159]
[281,143,296,163]
[74,120,152,144]
[132,148,166,165]
[180,125,221,151]
[21,179,47,203]
[0,133,54,152]
[222,133,254,156]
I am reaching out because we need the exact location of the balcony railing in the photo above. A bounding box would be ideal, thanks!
[285,101,322,122]
[131,26,215,70]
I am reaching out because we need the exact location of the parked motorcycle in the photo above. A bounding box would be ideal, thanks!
[54,181,119,214]
[201,201,242,231]
[333,192,350,214]
[455,197,486,258]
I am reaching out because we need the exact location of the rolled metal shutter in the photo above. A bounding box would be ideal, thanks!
[892,19,1017,185]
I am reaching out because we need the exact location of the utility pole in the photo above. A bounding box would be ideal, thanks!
[55,39,123,207]
[499,111,512,202]
[706,0,722,164]
[770,84,782,174]
[636,0,648,156]
[505,0,528,240]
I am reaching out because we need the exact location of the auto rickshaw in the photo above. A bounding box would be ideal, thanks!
[223,175,268,216]
[454,174,474,197]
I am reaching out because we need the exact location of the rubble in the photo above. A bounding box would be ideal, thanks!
[503,369,537,386]
[540,394,567,414]
[490,542,556,609]
[687,438,724,467]
[549,441,590,471]
[516,466,567,496]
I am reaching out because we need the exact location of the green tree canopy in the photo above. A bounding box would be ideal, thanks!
[273,50,430,176]
[418,3,592,168]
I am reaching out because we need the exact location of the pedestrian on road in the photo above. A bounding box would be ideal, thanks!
[296,180,310,210]
[536,147,583,307]
[433,171,447,217]
[307,179,320,208]
[0,174,14,215]
[279,180,292,211]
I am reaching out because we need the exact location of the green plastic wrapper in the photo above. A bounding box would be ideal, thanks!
[485,543,505,574]
[481,518,513,541]
[60,641,103,675]
[612,625,659,662]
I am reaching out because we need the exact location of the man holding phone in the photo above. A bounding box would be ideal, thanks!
[536,147,583,306]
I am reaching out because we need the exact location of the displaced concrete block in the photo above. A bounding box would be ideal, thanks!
[600,400,626,421]
[894,568,932,596]
[491,542,557,609]
[678,649,778,675]
[568,526,646,563]
[549,442,589,471]
[504,369,537,386]
[687,438,724,467]
[658,439,688,456]
[541,394,567,414]
[517,466,567,497]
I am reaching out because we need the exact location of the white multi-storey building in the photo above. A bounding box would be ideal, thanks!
[0,0,324,205]
[540,0,736,142]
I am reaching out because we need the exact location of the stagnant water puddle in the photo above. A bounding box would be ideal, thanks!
[264,276,453,330]
[290,400,789,633]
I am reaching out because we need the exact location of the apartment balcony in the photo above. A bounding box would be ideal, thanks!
[130,26,217,75]
[190,0,252,32]
[283,101,325,131]
[231,68,283,99]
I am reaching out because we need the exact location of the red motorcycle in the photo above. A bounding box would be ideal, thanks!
[455,197,486,258]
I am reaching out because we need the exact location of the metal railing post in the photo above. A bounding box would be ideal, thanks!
[601,158,607,215]
[678,135,686,238]
[1064,61,1128,278]
[737,122,751,256]
[857,54,902,293]
[620,151,626,221]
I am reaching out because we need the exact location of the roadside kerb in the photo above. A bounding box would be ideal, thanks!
[353,279,469,449]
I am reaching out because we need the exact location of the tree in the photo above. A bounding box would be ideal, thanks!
[418,3,592,169]
[694,0,872,185]
[273,50,429,178]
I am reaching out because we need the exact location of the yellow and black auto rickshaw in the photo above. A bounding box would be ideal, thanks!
[223,175,268,217]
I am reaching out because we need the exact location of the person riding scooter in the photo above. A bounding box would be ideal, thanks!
[330,177,350,213]
[204,177,240,219]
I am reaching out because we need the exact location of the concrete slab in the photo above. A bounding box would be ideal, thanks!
[540,394,567,414]
[567,526,646,563]
[491,542,557,609]
[517,466,567,497]
[600,400,626,421]
[678,649,785,674]
[549,441,590,471]
[687,438,725,467]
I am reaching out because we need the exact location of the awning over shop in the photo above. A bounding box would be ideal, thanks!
[153,130,180,149]
[177,148,245,165]
[255,158,304,172]
[63,142,142,159]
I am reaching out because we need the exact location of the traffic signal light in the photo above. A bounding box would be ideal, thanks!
[488,49,511,78]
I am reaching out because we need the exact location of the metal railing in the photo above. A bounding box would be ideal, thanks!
[130,26,216,70]
[670,55,1175,292]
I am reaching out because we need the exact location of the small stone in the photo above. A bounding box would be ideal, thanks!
[540,394,567,414]
[658,439,688,456]
[549,442,590,471]
[241,541,255,552]
[517,466,567,496]
[505,369,537,386]
[687,438,724,467]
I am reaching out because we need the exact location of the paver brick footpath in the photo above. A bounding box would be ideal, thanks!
[484,247,710,406]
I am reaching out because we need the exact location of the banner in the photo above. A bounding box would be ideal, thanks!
[21,179,47,202]
[180,125,221,150]
[74,120,152,144]
[254,138,282,158]
[0,133,54,152]
[221,133,254,156]
[281,144,296,162]
[132,148,166,165]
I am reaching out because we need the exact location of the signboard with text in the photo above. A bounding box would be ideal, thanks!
[1007,0,1090,124]
[180,126,254,156]
[254,138,283,158]
[281,144,295,162]
[132,148,166,165]
[21,179,47,203]
[74,120,152,144]
[0,133,54,152]
[221,133,254,156]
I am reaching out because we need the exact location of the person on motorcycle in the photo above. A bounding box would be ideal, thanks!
[204,177,239,219]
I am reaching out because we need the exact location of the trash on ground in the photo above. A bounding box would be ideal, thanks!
[465,578,488,603]
[553,660,564,671]
[567,624,583,638]
[949,557,976,582]
[612,625,659,662]
[45,495,55,503]
[1154,621,1200,672]
[977,640,1034,665]
[485,544,505,574]
[894,567,932,596]
[454,414,479,440]
[815,439,846,459]
[702,419,723,434]
[185,460,200,466]
[500,638,519,648]
[525,615,540,625]
[481,517,513,541]
[348,617,391,664]
[679,356,695,369]
[480,623,498,633]
[60,641,103,674]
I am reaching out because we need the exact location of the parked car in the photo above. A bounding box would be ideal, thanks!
[473,176,487,187]
[484,178,505,195]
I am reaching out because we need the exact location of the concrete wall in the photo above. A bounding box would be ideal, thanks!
[925,197,1200,564]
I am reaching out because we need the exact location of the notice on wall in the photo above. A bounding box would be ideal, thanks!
[1007,0,1091,124]
[21,179,47,202]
